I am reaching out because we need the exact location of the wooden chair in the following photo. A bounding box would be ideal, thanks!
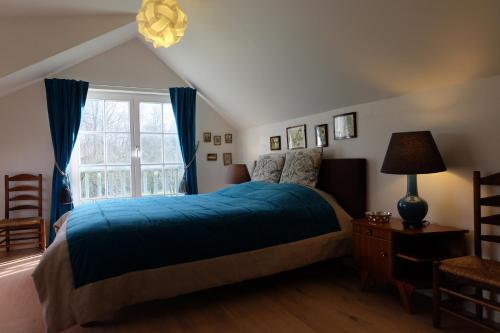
[433,170,500,332]
[0,174,45,252]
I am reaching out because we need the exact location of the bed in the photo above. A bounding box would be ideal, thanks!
[33,158,366,333]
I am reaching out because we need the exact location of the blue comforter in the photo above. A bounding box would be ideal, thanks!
[66,181,340,288]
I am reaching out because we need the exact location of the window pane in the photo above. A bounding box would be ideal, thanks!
[141,165,164,195]
[80,134,104,164]
[164,134,182,163]
[105,101,130,132]
[107,167,131,197]
[141,134,163,164]
[80,167,105,199]
[163,103,177,133]
[140,103,163,132]
[82,99,104,131]
[165,166,184,194]
[106,134,131,164]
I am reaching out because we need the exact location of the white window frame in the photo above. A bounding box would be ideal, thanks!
[70,89,184,205]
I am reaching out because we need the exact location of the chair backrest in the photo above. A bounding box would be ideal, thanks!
[4,174,42,219]
[473,171,500,258]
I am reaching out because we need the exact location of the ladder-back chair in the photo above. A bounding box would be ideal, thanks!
[0,174,45,251]
[433,170,500,331]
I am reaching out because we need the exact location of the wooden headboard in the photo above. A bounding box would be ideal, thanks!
[316,158,367,219]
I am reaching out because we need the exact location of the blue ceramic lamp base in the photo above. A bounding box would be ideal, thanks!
[398,174,428,228]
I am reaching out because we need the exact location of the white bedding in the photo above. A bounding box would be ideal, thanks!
[32,188,352,333]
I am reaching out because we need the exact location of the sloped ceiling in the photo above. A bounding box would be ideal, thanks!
[0,16,136,77]
[0,1,140,16]
[2,1,500,129]
[0,16,136,97]
[153,0,500,128]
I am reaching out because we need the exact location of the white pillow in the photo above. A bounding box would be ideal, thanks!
[279,148,323,187]
[252,153,286,183]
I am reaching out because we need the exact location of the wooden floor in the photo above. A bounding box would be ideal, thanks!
[0,250,487,333]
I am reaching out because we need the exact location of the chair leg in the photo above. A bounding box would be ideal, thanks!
[39,221,45,251]
[433,261,442,329]
[475,287,483,321]
[5,229,10,252]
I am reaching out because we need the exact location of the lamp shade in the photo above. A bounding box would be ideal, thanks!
[136,0,188,48]
[381,131,446,175]
[225,164,251,184]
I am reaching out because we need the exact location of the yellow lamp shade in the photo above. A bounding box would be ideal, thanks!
[137,0,188,48]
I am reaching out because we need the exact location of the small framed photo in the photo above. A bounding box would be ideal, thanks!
[223,153,232,166]
[225,133,232,144]
[334,112,357,140]
[207,153,217,161]
[203,132,211,143]
[214,135,222,145]
[315,124,329,147]
[286,124,307,150]
[270,136,281,151]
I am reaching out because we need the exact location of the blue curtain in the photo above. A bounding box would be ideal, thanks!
[169,87,198,194]
[45,78,89,243]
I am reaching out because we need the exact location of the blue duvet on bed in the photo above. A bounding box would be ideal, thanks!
[66,181,340,288]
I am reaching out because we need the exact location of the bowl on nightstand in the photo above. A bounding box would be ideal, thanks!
[365,211,392,224]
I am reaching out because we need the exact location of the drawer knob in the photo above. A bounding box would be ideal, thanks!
[380,251,387,258]
[366,229,373,236]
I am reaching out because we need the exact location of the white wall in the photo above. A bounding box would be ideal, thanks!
[0,83,53,221]
[0,38,234,223]
[237,75,500,256]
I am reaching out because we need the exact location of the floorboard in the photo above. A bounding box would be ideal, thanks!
[0,250,489,333]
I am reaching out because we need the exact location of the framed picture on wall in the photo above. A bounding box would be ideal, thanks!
[203,132,212,143]
[214,135,222,145]
[225,133,232,143]
[270,136,281,151]
[333,112,357,140]
[207,153,217,161]
[223,153,232,166]
[314,124,329,147]
[286,124,307,150]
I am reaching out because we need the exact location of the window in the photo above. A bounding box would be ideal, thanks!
[70,91,184,204]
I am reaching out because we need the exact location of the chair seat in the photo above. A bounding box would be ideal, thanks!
[439,256,500,289]
[0,217,43,228]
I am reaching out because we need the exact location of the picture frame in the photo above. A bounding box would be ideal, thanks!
[223,153,232,166]
[203,132,212,143]
[214,135,222,145]
[315,124,329,147]
[270,136,281,151]
[225,133,232,144]
[207,153,217,161]
[286,124,307,150]
[333,112,357,140]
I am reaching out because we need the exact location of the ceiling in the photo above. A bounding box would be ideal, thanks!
[2,0,500,129]
[0,0,140,16]
[154,0,500,128]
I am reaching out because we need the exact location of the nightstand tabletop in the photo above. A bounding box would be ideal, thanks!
[351,217,468,235]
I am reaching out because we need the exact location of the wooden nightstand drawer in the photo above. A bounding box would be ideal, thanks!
[370,238,391,281]
[352,234,392,283]
[353,223,390,240]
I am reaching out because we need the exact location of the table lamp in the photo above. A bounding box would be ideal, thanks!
[381,131,446,228]
[225,164,251,184]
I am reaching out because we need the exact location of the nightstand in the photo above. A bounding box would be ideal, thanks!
[352,217,468,313]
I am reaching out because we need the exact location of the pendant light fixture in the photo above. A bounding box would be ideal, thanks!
[137,0,188,48]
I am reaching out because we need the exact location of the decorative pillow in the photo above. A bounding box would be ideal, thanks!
[252,153,286,183]
[279,148,323,187]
